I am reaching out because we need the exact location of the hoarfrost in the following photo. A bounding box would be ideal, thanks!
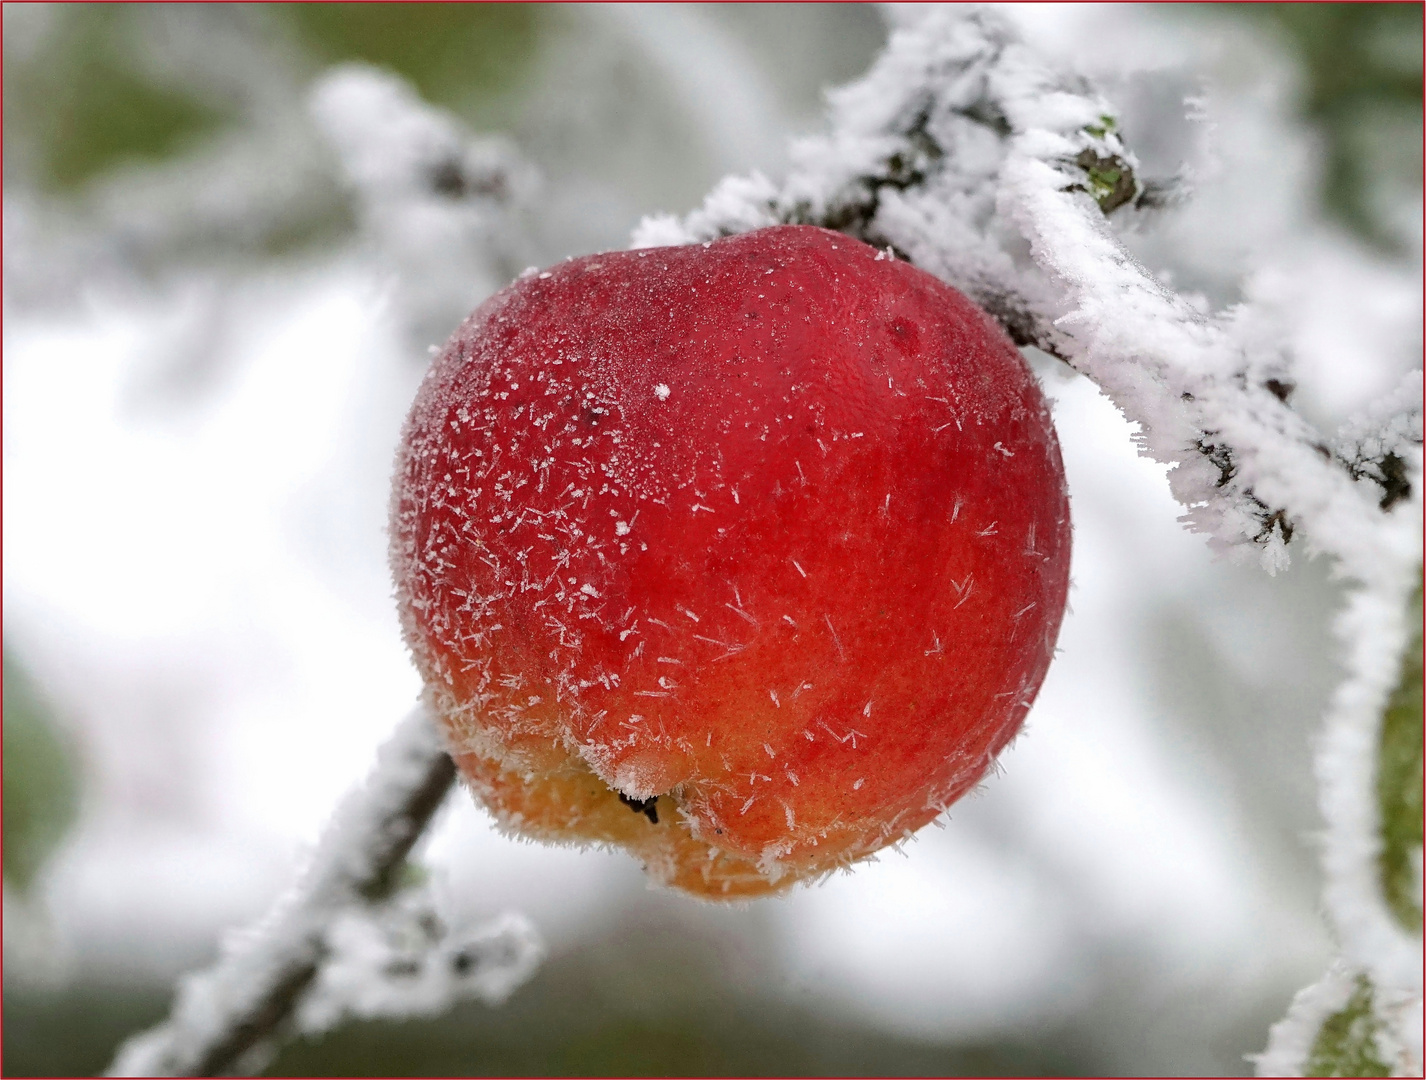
[296,899,543,1034]
[309,65,538,349]
[107,707,542,1077]
[88,8,1417,1073]
[1260,460,1423,1076]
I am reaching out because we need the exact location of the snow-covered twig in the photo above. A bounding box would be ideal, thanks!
[106,708,461,1077]
[294,901,542,1037]
[1258,491,1422,1076]
[309,64,539,349]
[1259,961,1422,1078]
[1334,372,1424,514]
[635,7,1420,574]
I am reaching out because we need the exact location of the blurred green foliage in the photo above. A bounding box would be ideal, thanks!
[278,3,541,120]
[1247,3,1423,248]
[4,3,1418,252]
[0,930,1124,1079]
[2,4,541,196]
[2,6,228,192]
[1377,581,1423,931]
[1304,975,1389,1077]
[1,912,1291,1077]
[3,652,81,892]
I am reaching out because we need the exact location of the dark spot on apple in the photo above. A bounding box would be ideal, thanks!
[888,318,919,353]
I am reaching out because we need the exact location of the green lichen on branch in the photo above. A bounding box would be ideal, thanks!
[1083,113,1117,139]
[1073,148,1137,214]
[3,652,80,892]
[1305,975,1389,1077]
[1377,578,1423,932]
[1065,114,1138,214]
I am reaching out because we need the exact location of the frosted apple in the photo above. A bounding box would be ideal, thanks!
[391,225,1070,898]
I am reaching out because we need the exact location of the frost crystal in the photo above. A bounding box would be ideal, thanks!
[296,899,543,1035]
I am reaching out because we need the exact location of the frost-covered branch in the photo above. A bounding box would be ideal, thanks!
[1260,545,1423,1077]
[105,708,497,1077]
[1334,372,1424,513]
[309,64,539,349]
[634,7,1421,574]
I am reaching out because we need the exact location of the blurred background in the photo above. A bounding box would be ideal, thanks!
[3,4,1421,1076]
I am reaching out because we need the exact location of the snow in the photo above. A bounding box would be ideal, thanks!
[309,65,538,350]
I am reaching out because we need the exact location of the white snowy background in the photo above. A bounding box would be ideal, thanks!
[3,5,1419,1075]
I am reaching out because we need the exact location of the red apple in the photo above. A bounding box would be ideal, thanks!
[391,225,1070,898]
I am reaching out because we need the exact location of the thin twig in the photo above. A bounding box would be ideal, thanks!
[106,706,456,1077]
[633,8,1419,568]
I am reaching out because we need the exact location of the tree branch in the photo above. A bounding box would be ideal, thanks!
[106,707,456,1077]
[632,7,1420,571]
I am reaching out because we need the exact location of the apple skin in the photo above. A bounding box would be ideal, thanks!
[391,225,1070,898]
